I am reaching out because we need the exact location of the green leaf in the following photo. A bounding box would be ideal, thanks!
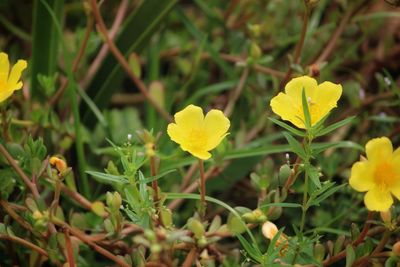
[237,234,263,263]
[307,182,346,208]
[345,245,356,267]
[259,202,302,209]
[269,117,305,137]
[311,141,364,155]
[86,171,128,185]
[307,165,321,189]
[315,116,355,137]
[283,132,307,159]
[83,0,178,126]
[138,169,176,184]
[30,0,63,99]
[301,88,312,129]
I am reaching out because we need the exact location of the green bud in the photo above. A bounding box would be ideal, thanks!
[144,229,156,242]
[197,236,207,248]
[279,164,292,184]
[150,244,161,253]
[268,206,282,220]
[128,53,141,78]
[248,24,262,38]
[314,243,325,262]
[242,212,257,223]
[334,235,345,255]
[160,207,173,228]
[249,42,262,60]
[187,218,205,239]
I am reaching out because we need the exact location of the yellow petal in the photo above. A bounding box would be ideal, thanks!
[182,146,211,160]
[284,76,318,102]
[7,59,27,91]
[0,52,10,84]
[174,105,204,132]
[203,109,230,150]
[365,137,393,163]
[167,123,186,145]
[349,161,375,192]
[315,81,342,118]
[393,147,400,158]
[270,92,305,129]
[0,90,15,103]
[390,156,400,200]
[364,187,393,211]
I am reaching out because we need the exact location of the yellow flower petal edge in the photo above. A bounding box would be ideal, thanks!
[167,105,230,160]
[349,137,400,211]
[270,75,342,129]
[0,52,27,103]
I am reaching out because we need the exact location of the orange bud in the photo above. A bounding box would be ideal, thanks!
[49,156,67,173]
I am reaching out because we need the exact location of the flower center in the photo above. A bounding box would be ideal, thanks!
[374,162,397,191]
[187,128,207,151]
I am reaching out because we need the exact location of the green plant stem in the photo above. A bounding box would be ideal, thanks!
[300,168,309,234]
[0,14,31,41]
[198,159,206,220]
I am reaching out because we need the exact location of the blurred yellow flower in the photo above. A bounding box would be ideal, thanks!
[349,137,400,211]
[270,76,342,129]
[0,52,27,103]
[167,105,230,160]
[262,221,288,253]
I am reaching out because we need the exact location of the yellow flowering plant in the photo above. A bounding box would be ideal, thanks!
[167,104,230,160]
[167,104,230,219]
[0,52,27,103]
[349,137,400,211]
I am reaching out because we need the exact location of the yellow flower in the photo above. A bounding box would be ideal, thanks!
[349,137,400,211]
[0,52,27,102]
[262,221,288,254]
[167,105,230,160]
[270,76,342,129]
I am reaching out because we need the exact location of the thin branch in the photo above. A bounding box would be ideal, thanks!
[0,234,48,258]
[0,143,40,199]
[89,0,173,122]
[82,0,130,88]
[224,67,249,117]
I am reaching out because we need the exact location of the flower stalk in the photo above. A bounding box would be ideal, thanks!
[198,159,206,220]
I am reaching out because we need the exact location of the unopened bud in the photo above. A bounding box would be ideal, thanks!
[249,42,262,60]
[32,210,43,220]
[392,241,400,256]
[314,243,325,262]
[49,156,67,173]
[380,210,392,224]
[248,24,262,38]
[187,218,205,239]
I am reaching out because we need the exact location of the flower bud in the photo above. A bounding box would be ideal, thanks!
[49,156,67,173]
[106,192,122,211]
[314,243,325,262]
[32,210,43,220]
[392,241,400,256]
[187,218,205,239]
[262,221,288,254]
[249,42,262,60]
[248,24,261,38]
[380,210,392,224]
[279,164,292,184]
